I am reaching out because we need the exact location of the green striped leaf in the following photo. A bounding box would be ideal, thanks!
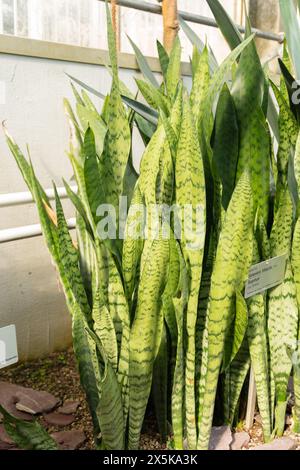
[63,97,83,147]
[197,172,254,450]
[222,291,248,373]
[63,178,94,239]
[76,214,94,306]
[135,78,170,115]
[175,95,206,449]
[212,84,239,210]
[190,46,210,126]
[76,103,107,157]
[279,0,300,80]
[54,185,90,318]
[178,16,218,72]
[139,123,166,206]
[247,237,271,442]
[278,59,300,125]
[223,338,250,425]
[152,323,169,441]
[129,236,170,450]
[291,217,300,433]
[128,35,160,88]
[271,81,298,184]
[206,0,242,51]
[4,128,50,205]
[200,35,254,144]
[0,405,58,450]
[122,184,145,302]
[105,0,118,82]
[52,186,102,440]
[72,305,102,441]
[166,36,181,99]
[157,40,170,80]
[237,108,270,224]
[92,293,118,373]
[268,189,298,436]
[171,245,189,450]
[100,87,131,226]
[83,127,105,220]
[87,329,124,450]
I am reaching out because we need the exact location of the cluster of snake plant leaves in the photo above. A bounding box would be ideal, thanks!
[3,0,300,451]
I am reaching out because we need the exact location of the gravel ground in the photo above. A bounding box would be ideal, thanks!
[1,350,299,450]
[0,349,166,450]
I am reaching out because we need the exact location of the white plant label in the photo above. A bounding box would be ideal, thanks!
[244,254,287,299]
[0,325,18,369]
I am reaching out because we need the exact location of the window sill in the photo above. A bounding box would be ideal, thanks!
[0,34,192,76]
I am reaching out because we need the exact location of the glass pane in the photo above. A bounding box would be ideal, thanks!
[16,0,28,36]
[57,0,68,44]
[120,3,163,57]
[41,1,56,42]
[2,0,14,35]
[178,0,236,63]
[66,0,80,46]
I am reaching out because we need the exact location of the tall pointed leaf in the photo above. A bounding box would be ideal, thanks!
[197,173,254,450]
[279,0,300,79]
[128,35,160,88]
[176,96,206,449]
[0,406,58,450]
[129,236,170,450]
[206,0,242,51]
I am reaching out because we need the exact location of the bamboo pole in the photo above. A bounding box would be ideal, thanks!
[161,0,179,53]
[111,0,121,51]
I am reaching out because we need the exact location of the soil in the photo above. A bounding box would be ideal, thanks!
[1,349,299,451]
[0,349,166,450]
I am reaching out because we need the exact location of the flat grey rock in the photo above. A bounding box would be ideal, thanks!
[0,381,59,418]
[0,382,33,421]
[231,431,250,450]
[209,426,232,450]
[44,412,75,426]
[51,430,86,450]
[15,389,59,415]
[250,437,297,451]
[58,400,80,415]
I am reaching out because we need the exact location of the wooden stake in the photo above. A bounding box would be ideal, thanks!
[245,366,257,430]
[162,0,179,53]
[111,0,120,51]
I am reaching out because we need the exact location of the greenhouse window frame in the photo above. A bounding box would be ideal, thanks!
[0,33,192,75]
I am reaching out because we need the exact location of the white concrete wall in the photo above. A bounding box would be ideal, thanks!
[0,53,152,361]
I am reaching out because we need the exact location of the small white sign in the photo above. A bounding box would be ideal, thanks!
[245,254,287,299]
[0,325,18,369]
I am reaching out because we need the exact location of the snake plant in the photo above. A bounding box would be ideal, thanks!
[4,0,300,452]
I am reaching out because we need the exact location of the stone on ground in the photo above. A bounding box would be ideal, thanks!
[250,437,297,450]
[230,431,250,450]
[209,426,232,450]
[44,412,75,426]
[0,381,59,417]
[58,400,80,415]
[51,430,86,450]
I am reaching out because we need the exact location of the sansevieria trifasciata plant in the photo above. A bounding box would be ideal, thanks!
[4,0,300,451]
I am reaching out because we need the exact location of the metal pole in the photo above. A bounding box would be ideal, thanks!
[0,218,76,244]
[0,185,77,208]
[99,0,284,43]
